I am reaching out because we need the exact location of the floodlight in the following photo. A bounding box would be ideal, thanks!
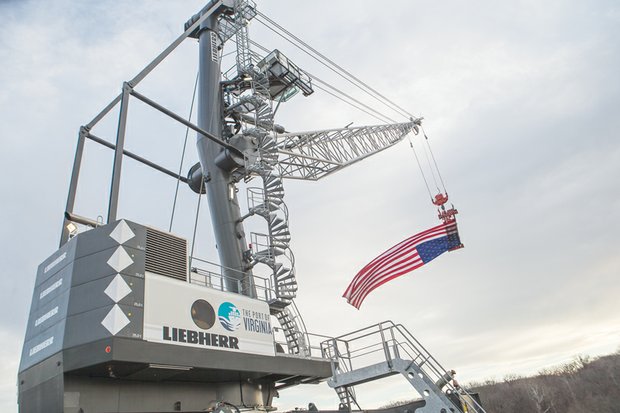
[66,222,78,238]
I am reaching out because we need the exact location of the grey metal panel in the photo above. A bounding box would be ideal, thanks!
[71,244,146,287]
[74,219,147,260]
[64,376,120,413]
[24,289,70,342]
[18,372,63,413]
[64,304,143,348]
[34,239,77,287]
[67,273,144,317]
[18,352,63,392]
[61,337,332,381]
[32,265,73,314]
[20,242,75,373]
[63,375,223,413]
[62,339,114,372]
[20,321,66,371]
[111,337,332,378]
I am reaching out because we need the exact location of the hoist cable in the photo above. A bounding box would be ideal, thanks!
[422,125,447,194]
[408,136,433,201]
[253,14,410,120]
[258,11,413,117]
[421,132,441,193]
[249,42,395,123]
[188,173,205,271]
[309,75,396,123]
[255,12,413,120]
[312,82,393,124]
[169,70,199,232]
[248,41,269,56]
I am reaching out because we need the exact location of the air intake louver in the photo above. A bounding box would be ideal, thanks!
[145,227,188,281]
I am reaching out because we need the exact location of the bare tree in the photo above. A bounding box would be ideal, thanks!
[467,352,620,413]
[529,384,551,413]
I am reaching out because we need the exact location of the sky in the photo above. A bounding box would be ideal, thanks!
[1,0,620,411]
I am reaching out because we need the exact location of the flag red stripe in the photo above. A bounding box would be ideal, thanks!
[349,224,444,284]
[346,249,421,302]
[349,255,423,306]
[352,223,444,282]
[351,261,426,308]
[355,224,447,281]
[344,225,448,299]
[344,224,446,295]
[343,221,458,308]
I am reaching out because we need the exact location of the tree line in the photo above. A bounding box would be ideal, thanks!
[468,351,620,413]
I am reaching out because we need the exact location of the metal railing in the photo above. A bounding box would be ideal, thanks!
[188,257,334,360]
[320,321,486,413]
[273,327,334,359]
[189,256,275,302]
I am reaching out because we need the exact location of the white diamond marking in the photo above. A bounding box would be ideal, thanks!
[109,220,135,245]
[104,274,132,302]
[107,247,133,273]
[101,304,130,335]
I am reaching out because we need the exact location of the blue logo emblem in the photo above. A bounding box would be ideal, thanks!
[218,302,241,331]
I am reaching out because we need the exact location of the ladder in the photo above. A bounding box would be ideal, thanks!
[321,321,487,413]
[224,0,308,356]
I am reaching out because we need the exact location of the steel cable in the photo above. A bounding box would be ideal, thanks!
[249,41,395,123]
[255,12,413,120]
[422,125,447,193]
[169,70,199,232]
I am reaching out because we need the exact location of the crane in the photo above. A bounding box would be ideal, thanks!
[178,0,423,356]
[18,1,485,413]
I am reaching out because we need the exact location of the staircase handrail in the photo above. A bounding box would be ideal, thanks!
[289,300,311,356]
[320,320,487,413]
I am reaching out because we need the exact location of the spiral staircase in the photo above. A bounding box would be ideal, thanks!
[226,7,309,355]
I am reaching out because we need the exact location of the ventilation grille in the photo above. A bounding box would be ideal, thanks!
[145,227,188,281]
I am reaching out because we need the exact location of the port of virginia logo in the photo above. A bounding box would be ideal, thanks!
[218,302,241,331]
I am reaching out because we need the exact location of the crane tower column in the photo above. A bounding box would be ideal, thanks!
[195,4,255,297]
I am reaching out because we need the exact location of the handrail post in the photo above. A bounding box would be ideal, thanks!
[379,323,392,368]
[389,326,400,359]
[60,127,88,246]
[344,340,353,372]
[107,82,132,223]
[329,339,339,379]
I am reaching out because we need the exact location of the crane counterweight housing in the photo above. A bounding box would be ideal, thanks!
[19,220,330,413]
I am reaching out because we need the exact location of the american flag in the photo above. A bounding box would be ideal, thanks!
[343,221,462,309]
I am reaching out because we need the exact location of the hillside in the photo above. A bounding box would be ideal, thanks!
[469,352,620,413]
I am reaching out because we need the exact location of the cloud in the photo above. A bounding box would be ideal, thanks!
[1,0,620,412]
[0,329,22,412]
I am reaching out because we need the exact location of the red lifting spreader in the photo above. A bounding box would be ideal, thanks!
[432,192,449,207]
[433,192,459,222]
[432,192,464,251]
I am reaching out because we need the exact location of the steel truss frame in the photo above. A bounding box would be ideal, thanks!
[274,120,421,180]
[61,0,229,246]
